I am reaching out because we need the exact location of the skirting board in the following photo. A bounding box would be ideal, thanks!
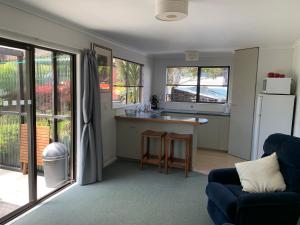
[197,147,227,152]
[104,157,117,168]
[192,168,209,175]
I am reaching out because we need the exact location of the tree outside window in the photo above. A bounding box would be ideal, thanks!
[112,58,143,107]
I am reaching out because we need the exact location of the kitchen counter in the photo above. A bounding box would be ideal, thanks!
[115,112,208,126]
[161,109,230,117]
[115,112,208,169]
[153,110,230,151]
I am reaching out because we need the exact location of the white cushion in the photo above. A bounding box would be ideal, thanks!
[235,153,286,193]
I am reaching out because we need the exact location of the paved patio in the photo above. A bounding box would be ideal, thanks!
[0,169,54,218]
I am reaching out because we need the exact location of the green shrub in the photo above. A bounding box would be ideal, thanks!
[0,115,19,154]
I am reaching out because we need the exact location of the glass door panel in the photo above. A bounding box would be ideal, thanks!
[56,54,72,180]
[35,48,53,115]
[0,45,30,217]
[35,48,55,198]
[57,53,71,116]
[35,49,73,198]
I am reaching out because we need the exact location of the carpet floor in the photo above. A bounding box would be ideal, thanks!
[11,160,214,225]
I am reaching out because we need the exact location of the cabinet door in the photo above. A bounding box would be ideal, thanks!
[197,115,230,151]
[197,116,218,149]
[228,48,259,160]
[218,117,230,151]
[116,121,139,159]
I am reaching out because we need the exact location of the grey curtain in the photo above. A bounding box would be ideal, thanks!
[79,49,103,185]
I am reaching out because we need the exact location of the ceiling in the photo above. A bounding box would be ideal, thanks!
[2,0,300,55]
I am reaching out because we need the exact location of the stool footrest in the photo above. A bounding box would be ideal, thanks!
[167,158,186,169]
[142,130,166,137]
[142,155,164,165]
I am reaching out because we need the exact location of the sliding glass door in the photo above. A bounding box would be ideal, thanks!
[0,38,75,223]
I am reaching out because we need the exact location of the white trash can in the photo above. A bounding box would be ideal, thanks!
[43,142,68,188]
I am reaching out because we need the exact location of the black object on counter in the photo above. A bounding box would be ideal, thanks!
[150,95,159,110]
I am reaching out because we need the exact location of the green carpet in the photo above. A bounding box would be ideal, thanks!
[12,160,214,225]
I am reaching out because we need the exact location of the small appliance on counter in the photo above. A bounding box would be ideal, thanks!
[150,95,159,110]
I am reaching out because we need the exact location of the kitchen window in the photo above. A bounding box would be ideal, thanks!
[165,66,229,103]
[112,58,143,107]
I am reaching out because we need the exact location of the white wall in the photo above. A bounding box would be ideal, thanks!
[151,52,234,112]
[292,42,300,137]
[0,3,153,168]
[152,49,294,113]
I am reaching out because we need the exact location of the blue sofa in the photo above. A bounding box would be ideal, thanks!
[206,133,300,225]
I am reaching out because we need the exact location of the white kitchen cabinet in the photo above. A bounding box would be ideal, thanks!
[116,121,140,159]
[196,115,229,151]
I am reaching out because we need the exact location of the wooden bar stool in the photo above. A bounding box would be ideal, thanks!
[140,130,166,172]
[165,133,193,177]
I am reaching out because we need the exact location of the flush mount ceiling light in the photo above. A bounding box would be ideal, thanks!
[185,51,200,61]
[155,0,188,21]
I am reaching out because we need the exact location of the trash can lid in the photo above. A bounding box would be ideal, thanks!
[43,142,67,160]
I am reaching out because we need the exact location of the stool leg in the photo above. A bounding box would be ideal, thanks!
[170,140,174,162]
[146,137,150,159]
[189,137,192,171]
[161,137,165,169]
[185,140,189,177]
[165,138,169,174]
[159,137,163,172]
[140,136,144,170]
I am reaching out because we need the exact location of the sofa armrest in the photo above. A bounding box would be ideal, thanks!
[236,192,300,225]
[208,168,241,185]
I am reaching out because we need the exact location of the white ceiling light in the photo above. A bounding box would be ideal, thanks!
[185,51,200,61]
[155,0,188,21]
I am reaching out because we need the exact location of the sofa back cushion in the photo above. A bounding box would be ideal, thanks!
[263,133,300,192]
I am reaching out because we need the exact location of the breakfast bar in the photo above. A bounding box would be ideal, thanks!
[115,112,208,170]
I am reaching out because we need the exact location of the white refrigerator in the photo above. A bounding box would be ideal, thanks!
[251,94,295,160]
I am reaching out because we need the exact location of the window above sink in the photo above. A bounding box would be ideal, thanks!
[165,66,230,104]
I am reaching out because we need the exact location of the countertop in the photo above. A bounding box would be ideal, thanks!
[115,112,208,126]
[161,109,230,117]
